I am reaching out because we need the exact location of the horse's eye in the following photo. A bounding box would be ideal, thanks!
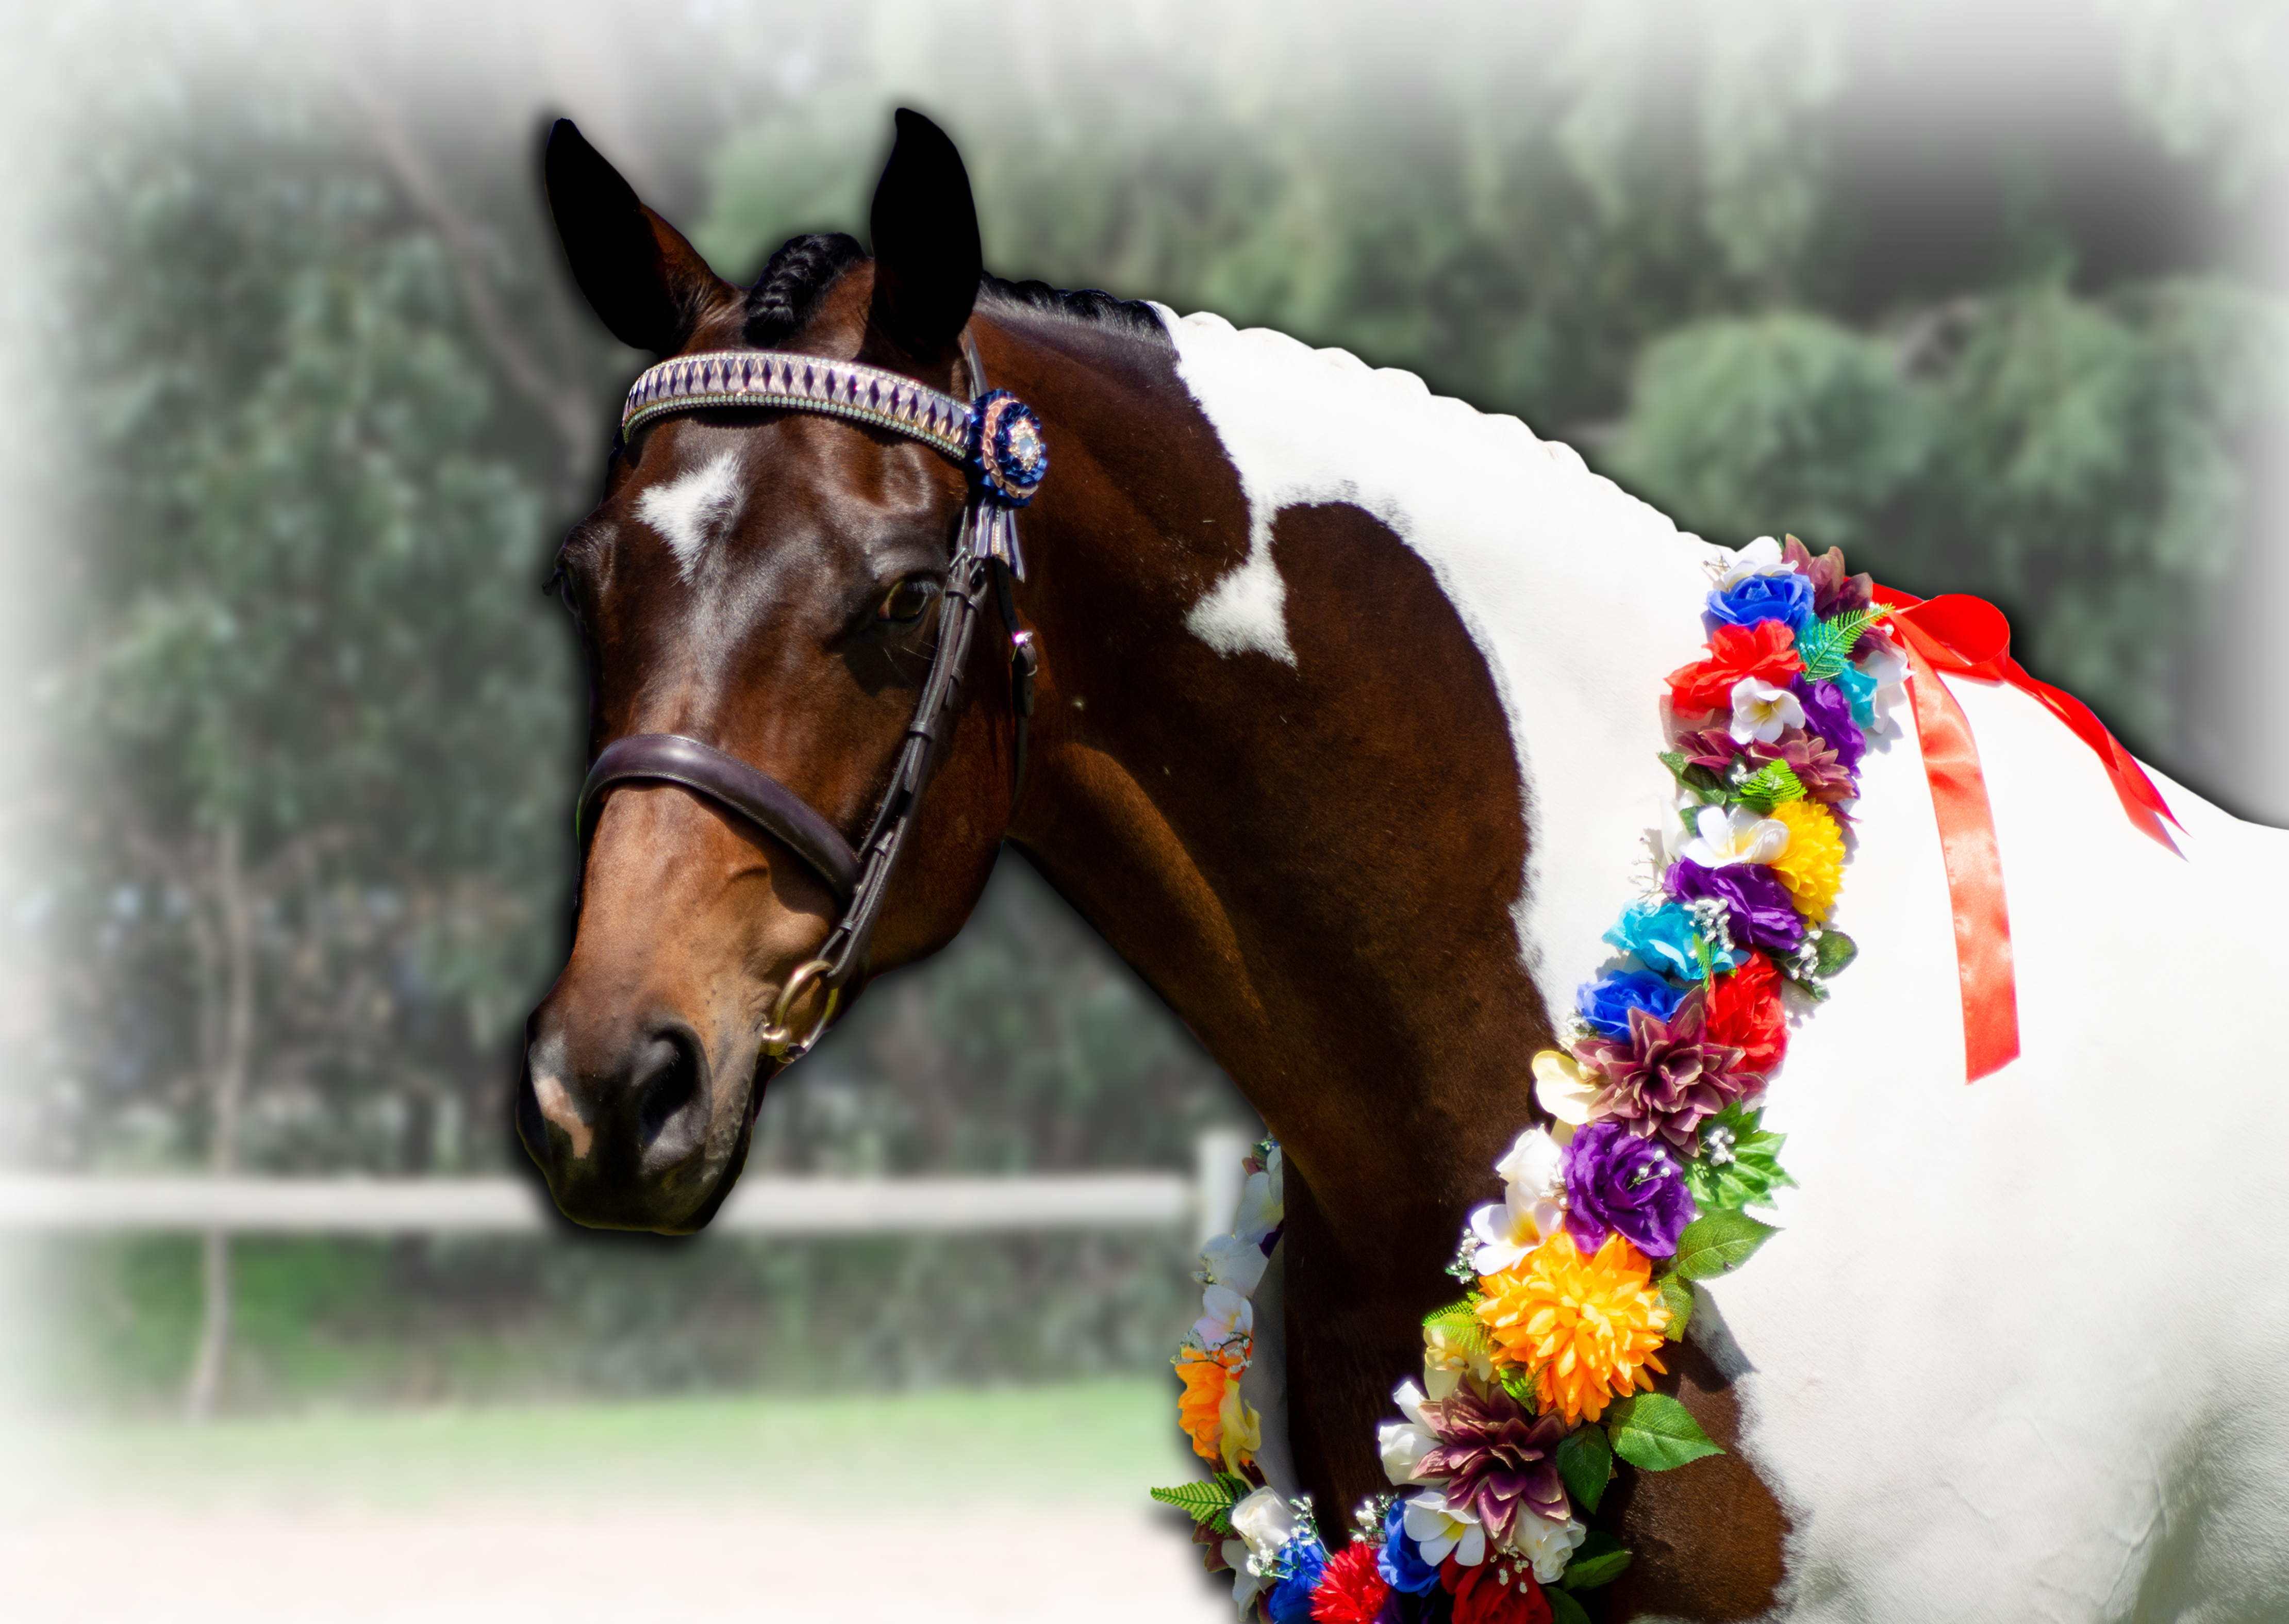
[876,577,940,625]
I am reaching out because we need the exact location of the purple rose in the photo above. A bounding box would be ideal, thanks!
[1562,1119,1698,1257]
[1790,675,1865,772]
[1668,858,1804,955]
[1705,573,1814,635]
[1577,969,1684,1039]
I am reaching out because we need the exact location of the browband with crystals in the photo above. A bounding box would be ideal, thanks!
[619,348,1048,574]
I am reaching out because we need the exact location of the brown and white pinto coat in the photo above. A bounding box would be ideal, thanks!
[521,113,2289,1621]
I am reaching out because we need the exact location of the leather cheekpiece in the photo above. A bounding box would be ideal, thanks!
[576,733,861,906]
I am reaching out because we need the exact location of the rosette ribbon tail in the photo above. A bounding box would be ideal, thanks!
[1870,587,2183,1081]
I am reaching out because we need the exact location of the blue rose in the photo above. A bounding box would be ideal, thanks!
[1576,968,1685,1039]
[1705,572,1814,635]
[1376,1498,1441,1595]
[1603,899,1744,982]
[1265,1540,1328,1624]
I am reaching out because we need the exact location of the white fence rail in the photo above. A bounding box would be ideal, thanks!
[0,1131,1255,1246]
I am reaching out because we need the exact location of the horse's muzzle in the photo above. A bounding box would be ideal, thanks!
[516,1008,747,1233]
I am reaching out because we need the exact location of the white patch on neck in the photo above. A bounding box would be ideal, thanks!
[1186,548,1295,662]
[636,451,743,580]
[1155,302,1714,998]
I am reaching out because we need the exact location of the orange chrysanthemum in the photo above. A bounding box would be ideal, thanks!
[1475,1233,1669,1426]
[1768,798,1846,922]
[1174,1345,1257,1471]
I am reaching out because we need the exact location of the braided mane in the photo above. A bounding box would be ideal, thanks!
[739,230,1167,348]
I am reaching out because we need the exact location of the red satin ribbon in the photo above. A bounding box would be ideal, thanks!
[1867,587,2181,1081]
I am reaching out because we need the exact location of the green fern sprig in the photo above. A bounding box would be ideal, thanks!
[1793,605,1890,682]
[1149,1473,1254,1531]
[1733,761,1804,811]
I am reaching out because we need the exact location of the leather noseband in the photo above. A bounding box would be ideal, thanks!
[576,732,861,906]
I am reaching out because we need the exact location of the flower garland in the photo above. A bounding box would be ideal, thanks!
[1155,535,1909,1624]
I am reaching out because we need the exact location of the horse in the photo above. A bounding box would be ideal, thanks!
[517,109,2289,1620]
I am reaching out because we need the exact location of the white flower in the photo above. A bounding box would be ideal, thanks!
[1680,803,1790,869]
[1728,675,1805,745]
[1222,1539,1266,1606]
[1392,1377,1432,1429]
[1532,1050,1597,1128]
[1198,1232,1270,1295]
[1504,1511,1588,1583]
[1494,1125,1565,1195]
[1379,1417,1440,1483]
[1192,1282,1254,1349]
[1467,1191,1543,1276]
[1232,1149,1283,1246]
[1469,1127,1568,1272]
[1403,1490,1487,1567]
[1716,535,1789,590]
[1858,637,1909,740]
[1230,1486,1298,1572]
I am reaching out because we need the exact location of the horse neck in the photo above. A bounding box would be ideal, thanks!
[985,304,1719,1245]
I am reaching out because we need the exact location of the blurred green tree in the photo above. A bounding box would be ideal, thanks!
[58,110,590,1410]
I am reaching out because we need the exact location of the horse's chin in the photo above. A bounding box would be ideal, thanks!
[656,1055,777,1234]
[627,1050,775,1235]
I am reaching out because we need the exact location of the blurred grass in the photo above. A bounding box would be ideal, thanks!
[32,1378,1187,1512]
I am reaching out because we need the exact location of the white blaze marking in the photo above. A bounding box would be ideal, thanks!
[637,451,743,580]
[1154,301,2289,1611]
[530,1073,592,1160]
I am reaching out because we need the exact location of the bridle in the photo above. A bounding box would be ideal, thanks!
[572,338,1046,1062]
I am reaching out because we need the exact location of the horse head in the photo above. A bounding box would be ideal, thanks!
[518,112,1017,1232]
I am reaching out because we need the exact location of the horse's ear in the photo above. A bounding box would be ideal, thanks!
[545,119,730,354]
[867,108,982,359]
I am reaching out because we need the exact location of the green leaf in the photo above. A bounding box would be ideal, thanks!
[1656,1271,1695,1341]
[1733,760,1804,810]
[1545,1587,1594,1624]
[1670,1209,1779,1281]
[1605,1392,1725,1471]
[1555,1423,1613,1514]
[1561,1531,1633,1590]
[1814,927,1857,978]
[1658,750,1729,804]
[1149,1475,1249,1532]
[1683,1104,1796,1213]
[1497,1362,1539,1407]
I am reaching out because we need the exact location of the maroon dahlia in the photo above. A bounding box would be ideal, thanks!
[1570,988,1762,1152]
[1415,1383,1570,1546]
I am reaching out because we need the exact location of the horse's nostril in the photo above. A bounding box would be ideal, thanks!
[634,1029,708,1168]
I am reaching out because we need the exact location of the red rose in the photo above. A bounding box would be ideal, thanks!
[1705,951,1787,1075]
[1440,1556,1553,1624]
[1312,1542,1390,1624]
[1665,621,1804,715]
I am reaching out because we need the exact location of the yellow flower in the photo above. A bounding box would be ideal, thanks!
[1422,1321,1494,1400]
[1475,1232,1669,1426]
[1174,1345,1258,1473]
[1768,798,1846,922]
